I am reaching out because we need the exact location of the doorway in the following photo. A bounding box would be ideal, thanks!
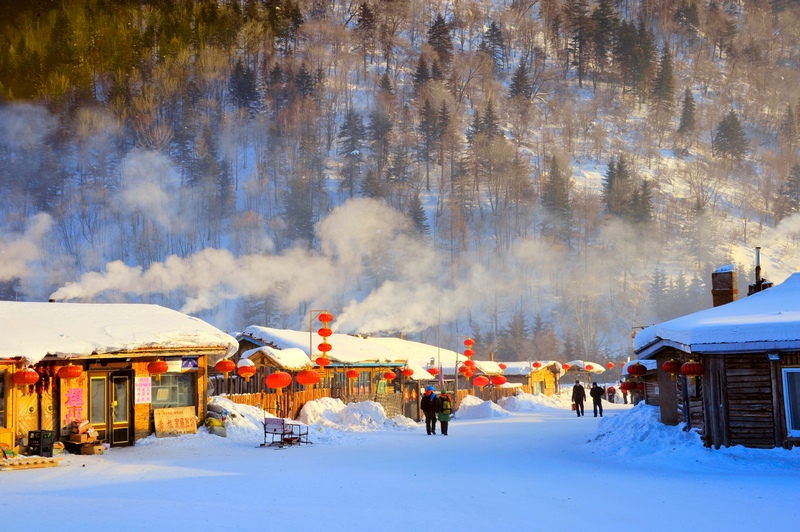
[88,371,134,447]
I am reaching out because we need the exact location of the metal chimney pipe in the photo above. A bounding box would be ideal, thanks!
[755,247,762,286]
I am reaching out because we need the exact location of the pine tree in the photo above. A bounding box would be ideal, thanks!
[677,88,696,137]
[602,156,633,217]
[631,178,654,224]
[482,101,501,141]
[379,71,393,94]
[479,21,504,74]
[779,104,798,150]
[542,155,573,242]
[591,0,617,79]
[360,168,384,198]
[427,13,453,69]
[229,59,258,111]
[284,175,315,247]
[355,2,376,67]
[568,0,592,88]
[417,98,437,191]
[412,55,431,94]
[338,107,365,198]
[713,110,747,162]
[408,189,430,238]
[508,59,532,100]
[777,163,800,220]
[368,108,393,178]
[651,45,675,114]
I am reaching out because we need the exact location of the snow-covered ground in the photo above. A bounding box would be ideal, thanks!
[2,393,798,530]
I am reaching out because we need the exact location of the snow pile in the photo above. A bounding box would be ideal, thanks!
[456,394,513,419]
[208,397,272,442]
[498,392,571,412]
[589,403,703,457]
[299,397,417,432]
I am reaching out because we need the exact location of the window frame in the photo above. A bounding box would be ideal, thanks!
[782,368,800,438]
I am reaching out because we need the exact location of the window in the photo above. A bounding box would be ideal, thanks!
[783,369,800,437]
[151,373,196,409]
[0,370,6,427]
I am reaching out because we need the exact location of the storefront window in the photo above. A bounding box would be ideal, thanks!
[151,373,196,409]
[783,369,800,437]
[0,370,6,427]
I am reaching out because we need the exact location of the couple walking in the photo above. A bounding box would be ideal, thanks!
[571,379,605,417]
[420,385,453,435]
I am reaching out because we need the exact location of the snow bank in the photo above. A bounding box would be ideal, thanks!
[498,392,571,412]
[456,394,512,419]
[298,397,416,432]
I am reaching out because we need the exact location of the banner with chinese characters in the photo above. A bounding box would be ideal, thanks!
[153,406,197,437]
[134,376,152,404]
[60,373,88,427]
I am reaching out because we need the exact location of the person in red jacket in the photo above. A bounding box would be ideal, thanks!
[607,385,616,404]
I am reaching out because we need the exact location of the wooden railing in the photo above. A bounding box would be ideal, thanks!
[219,389,330,420]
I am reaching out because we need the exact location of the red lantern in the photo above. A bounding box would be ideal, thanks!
[12,368,39,387]
[237,364,257,382]
[215,358,236,378]
[562,364,571,371]
[627,362,647,379]
[585,364,594,371]
[464,359,476,367]
[464,371,474,378]
[346,369,360,380]
[464,338,475,347]
[296,369,321,386]
[316,356,331,367]
[620,381,633,391]
[606,362,615,369]
[473,375,489,388]
[498,363,507,370]
[57,363,83,381]
[532,361,542,369]
[147,360,169,381]
[662,359,682,380]
[318,327,332,338]
[318,342,332,353]
[383,371,397,381]
[637,382,645,391]
[265,371,292,390]
[402,368,414,377]
[428,367,440,376]
[458,366,469,374]
[491,375,507,386]
[681,360,705,378]
[463,349,475,358]
[318,312,334,323]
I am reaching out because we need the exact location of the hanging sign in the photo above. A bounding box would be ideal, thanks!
[134,377,152,404]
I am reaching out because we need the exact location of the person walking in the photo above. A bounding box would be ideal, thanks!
[420,385,439,435]
[589,382,605,417]
[621,382,628,404]
[607,385,616,404]
[437,388,453,435]
[571,379,586,417]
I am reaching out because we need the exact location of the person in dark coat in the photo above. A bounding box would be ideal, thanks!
[571,379,586,417]
[420,385,440,435]
[589,382,605,417]
[437,388,453,435]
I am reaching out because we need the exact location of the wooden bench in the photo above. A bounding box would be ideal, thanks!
[261,417,309,448]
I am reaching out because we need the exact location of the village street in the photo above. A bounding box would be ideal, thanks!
[3,398,799,531]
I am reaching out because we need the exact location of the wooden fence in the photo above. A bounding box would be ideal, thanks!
[218,385,527,421]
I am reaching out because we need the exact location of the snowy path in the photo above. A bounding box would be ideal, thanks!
[2,401,800,530]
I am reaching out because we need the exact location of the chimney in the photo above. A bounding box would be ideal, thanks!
[711,264,737,307]
[747,247,774,296]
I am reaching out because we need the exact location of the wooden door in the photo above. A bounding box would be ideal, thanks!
[88,371,134,447]
[16,391,38,445]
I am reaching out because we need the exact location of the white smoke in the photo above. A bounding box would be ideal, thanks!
[0,213,54,281]
[0,104,58,150]
[113,150,181,231]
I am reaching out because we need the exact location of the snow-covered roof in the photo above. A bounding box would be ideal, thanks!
[635,272,800,358]
[472,359,504,376]
[620,360,657,374]
[0,301,238,364]
[239,326,464,369]
[564,360,607,373]
[241,346,313,371]
[499,361,531,376]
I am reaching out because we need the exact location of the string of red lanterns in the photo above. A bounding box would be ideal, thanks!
[57,363,83,381]
[316,312,334,367]
[296,369,321,387]
[12,367,39,387]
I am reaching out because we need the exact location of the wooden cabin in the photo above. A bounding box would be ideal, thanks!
[0,302,237,453]
[634,272,800,449]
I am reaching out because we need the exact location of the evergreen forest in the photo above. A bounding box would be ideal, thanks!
[3,0,800,363]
